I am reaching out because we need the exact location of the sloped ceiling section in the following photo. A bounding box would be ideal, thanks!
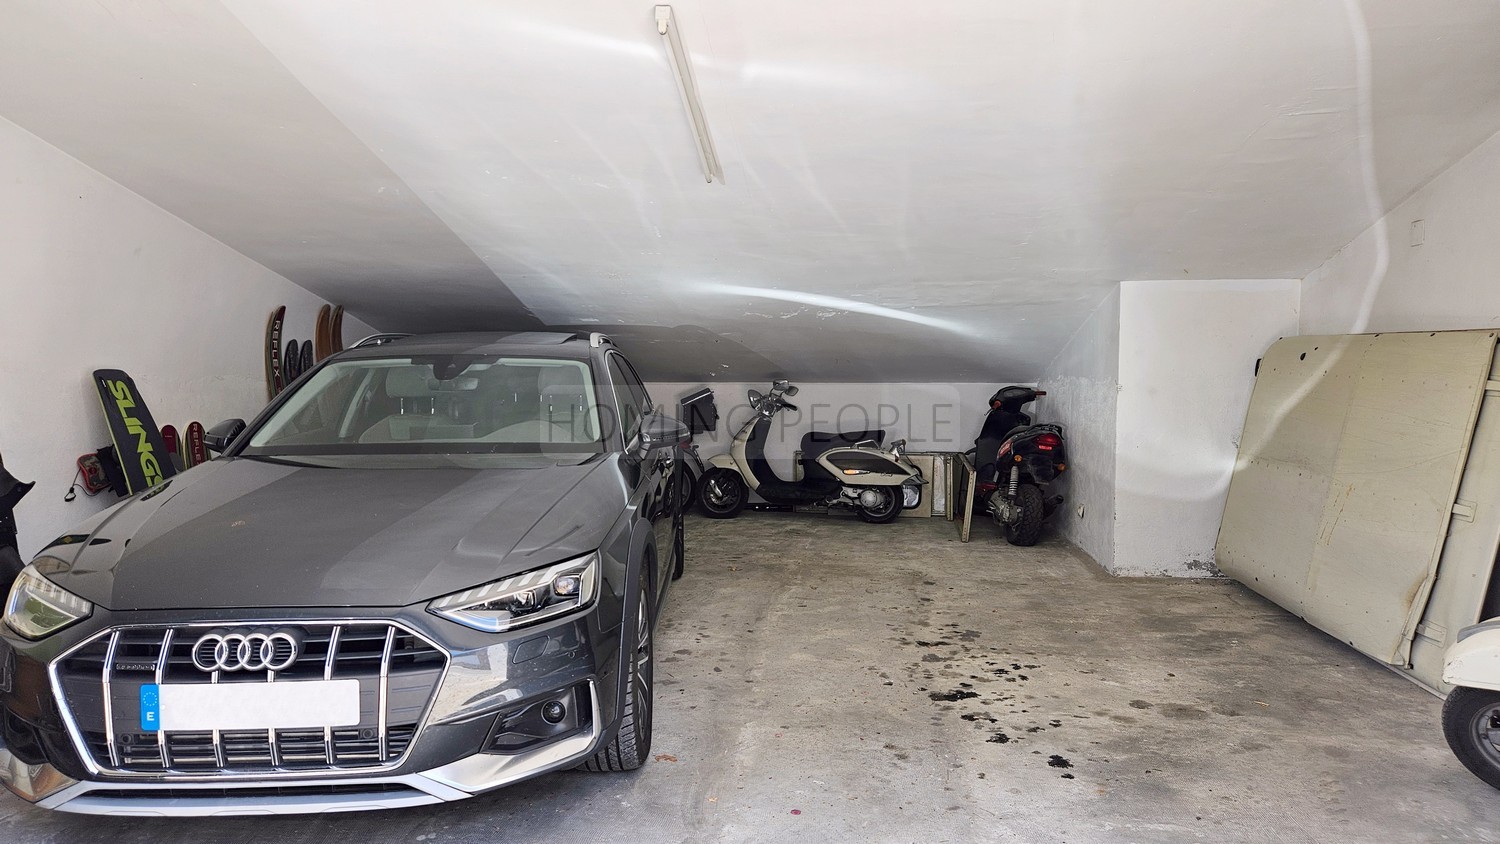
[4,1,1500,381]
[0,1,538,330]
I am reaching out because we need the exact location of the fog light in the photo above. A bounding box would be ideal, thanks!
[483,683,592,754]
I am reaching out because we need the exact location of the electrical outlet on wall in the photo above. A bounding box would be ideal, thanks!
[1410,219,1426,247]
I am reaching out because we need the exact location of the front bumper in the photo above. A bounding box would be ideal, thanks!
[2,681,601,816]
[0,605,624,816]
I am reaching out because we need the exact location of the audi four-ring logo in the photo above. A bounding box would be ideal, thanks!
[191,630,301,672]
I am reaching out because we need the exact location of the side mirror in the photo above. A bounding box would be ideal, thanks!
[783,385,799,397]
[204,419,246,455]
[639,412,691,452]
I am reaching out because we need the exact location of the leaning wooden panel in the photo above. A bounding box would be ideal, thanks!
[1217,335,1369,616]
[1217,330,1498,667]
[1410,343,1500,688]
[1217,458,1326,615]
[1305,332,1497,663]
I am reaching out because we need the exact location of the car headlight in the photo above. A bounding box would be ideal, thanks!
[4,565,93,640]
[427,552,599,633]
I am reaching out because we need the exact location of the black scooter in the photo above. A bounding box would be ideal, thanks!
[1,462,34,593]
[971,386,1068,546]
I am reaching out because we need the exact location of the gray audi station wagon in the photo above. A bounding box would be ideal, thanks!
[0,331,689,815]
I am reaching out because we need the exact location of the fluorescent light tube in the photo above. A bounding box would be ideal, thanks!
[655,5,722,183]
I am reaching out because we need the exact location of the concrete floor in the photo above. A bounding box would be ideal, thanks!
[4,514,1498,842]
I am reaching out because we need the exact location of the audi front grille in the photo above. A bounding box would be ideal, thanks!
[52,622,448,777]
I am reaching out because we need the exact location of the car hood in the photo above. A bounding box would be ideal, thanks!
[38,456,625,610]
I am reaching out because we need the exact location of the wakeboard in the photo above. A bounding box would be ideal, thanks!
[91,370,178,494]
[283,338,299,386]
[266,306,286,400]
[160,424,185,473]
[186,421,208,466]
[314,304,332,362]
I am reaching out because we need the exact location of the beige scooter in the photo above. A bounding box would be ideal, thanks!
[1442,620,1500,789]
[696,380,923,523]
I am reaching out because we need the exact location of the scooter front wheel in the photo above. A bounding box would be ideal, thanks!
[698,468,748,519]
[1443,686,1500,790]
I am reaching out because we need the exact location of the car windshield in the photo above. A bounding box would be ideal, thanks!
[243,355,605,457]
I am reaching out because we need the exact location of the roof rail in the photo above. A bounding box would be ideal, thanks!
[589,332,613,348]
[352,332,412,349]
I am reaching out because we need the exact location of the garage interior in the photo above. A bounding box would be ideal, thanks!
[3,1,1500,841]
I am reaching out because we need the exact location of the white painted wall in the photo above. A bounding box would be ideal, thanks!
[1301,129,1500,336]
[648,381,1004,478]
[0,117,372,559]
[1113,279,1299,576]
[1036,288,1120,570]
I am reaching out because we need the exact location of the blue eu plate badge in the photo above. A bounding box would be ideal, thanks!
[140,684,161,732]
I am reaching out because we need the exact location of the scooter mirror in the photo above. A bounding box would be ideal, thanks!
[783,385,799,397]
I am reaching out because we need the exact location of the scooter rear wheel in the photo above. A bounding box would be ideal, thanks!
[856,486,902,524]
[698,468,748,519]
[1003,484,1045,546]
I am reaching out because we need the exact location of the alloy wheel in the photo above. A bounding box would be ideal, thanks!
[631,590,653,748]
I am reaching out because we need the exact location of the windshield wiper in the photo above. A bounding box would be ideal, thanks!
[235,454,323,468]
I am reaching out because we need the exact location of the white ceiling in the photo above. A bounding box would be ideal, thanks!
[4,1,1500,380]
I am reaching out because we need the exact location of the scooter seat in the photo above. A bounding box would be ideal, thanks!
[801,429,886,460]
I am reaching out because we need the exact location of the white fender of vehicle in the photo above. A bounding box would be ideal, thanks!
[1443,623,1500,692]
[706,453,736,470]
[815,446,914,486]
[895,454,925,478]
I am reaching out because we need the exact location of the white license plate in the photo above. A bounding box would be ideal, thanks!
[141,679,362,732]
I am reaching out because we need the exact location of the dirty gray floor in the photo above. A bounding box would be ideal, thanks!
[4,514,1498,842]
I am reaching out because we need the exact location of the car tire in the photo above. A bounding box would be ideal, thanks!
[698,468,747,519]
[581,578,654,772]
[855,486,902,524]
[675,464,697,515]
[1003,484,1044,546]
[1443,686,1500,790]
